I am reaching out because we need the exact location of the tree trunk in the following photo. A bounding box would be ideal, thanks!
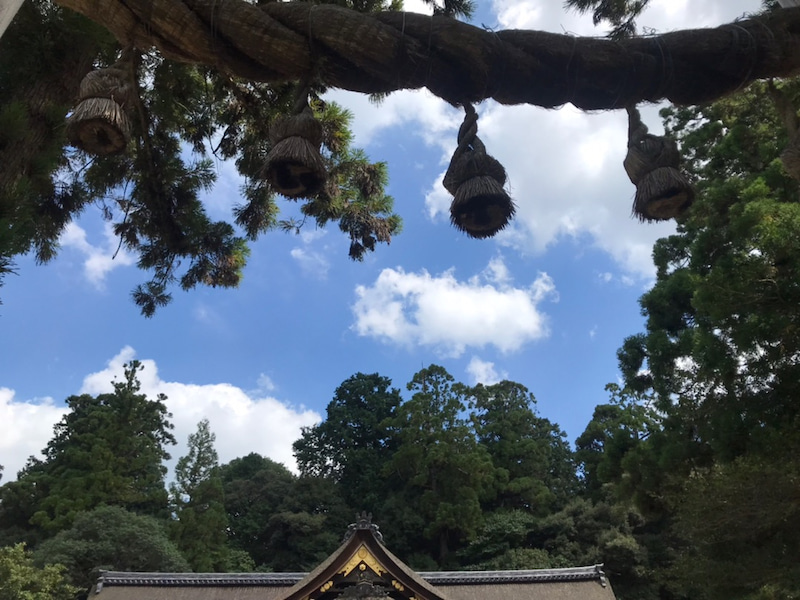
[53,0,800,110]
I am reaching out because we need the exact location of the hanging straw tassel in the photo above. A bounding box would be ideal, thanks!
[66,98,131,155]
[624,106,694,222]
[443,104,515,238]
[264,84,326,199]
[67,54,135,155]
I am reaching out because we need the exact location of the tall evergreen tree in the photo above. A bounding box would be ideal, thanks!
[383,365,495,566]
[574,383,657,503]
[612,79,800,597]
[264,474,351,572]
[293,372,401,513]
[170,419,230,572]
[469,380,577,514]
[0,361,175,540]
[217,453,296,568]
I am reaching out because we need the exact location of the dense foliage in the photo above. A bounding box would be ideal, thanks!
[0,544,78,600]
[1,301,799,600]
[0,0,405,315]
[610,79,800,599]
[0,361,174,547]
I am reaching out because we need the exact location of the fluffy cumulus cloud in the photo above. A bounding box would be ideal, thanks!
[351,257,557,357]
[80,347,320,474]
[1,348,320,482]
[466,357,508,385]
[0,389,68,481]
[327,88,462,153]
[59,221,136,288]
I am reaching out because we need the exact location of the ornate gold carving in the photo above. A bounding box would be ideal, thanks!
[320,580,334,592]
[392,579,405,591]
[341,544,386,577]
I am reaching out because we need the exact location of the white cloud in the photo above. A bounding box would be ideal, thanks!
[192,302,231,330]
[0,346,322,482]
[403,0,435,15]
[640,0,758,31]
[59,221,135,288]
[424,172,451,220]
[200,153,243,219]
[256,373,277,392]
[351,258,557,357]
[597,270,637,287]
[0,389,68,482]
[326,89,461,152]
[397,84,676,281]
[78,347,320,473]
[496,0,759,33]
[290,229,331,279]
[474,103,678,278]
[466,357,508,385]
[481,256,512,286]
[291,247,330,279]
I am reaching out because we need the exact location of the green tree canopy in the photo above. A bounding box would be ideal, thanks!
[217,453,350,571]
[575,383,657,502]
[611,78,800,597]
[0,361,174,541]
[293,372,401,513]
[469,380,576,514]
[217,453,296,567]
[383,365,495,566]
[170,419,231,572]
[34,505,189,596]
[0,543,78,600]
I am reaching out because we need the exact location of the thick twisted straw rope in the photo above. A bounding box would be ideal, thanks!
[54,1,800,109]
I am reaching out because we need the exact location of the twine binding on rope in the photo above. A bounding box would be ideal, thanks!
[624,105,694,222]
[443,104,515,238]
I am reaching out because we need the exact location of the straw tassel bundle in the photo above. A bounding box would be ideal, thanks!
[624,106,694,222]
[67,62,135,155]
[443,104,515,238]
[264,91,326,199]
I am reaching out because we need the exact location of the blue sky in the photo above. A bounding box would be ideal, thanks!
[0,0,761,481]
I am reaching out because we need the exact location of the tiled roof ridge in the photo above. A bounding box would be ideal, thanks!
[96,564,606,588]
[419,565,607,585]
